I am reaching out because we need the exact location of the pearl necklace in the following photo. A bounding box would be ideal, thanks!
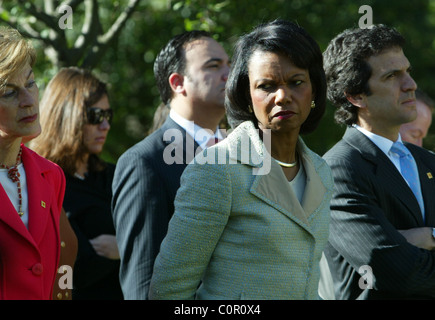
[0,147,24,217]
[274,158,298,168]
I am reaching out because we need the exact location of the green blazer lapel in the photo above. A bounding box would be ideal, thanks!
[299,144,327,218]
[252,138,328,227]
[251,161,310,227]
[225,121,268,170]
[226,121,315,230]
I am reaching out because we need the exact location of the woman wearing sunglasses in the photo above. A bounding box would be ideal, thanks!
[30,67,123,300]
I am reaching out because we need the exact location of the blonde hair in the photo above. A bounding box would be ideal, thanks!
[30,67,108,176]
[0,27,36,89]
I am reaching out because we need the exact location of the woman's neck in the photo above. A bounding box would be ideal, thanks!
[0,139,22,167]
[75,154,89,177]
[269,131,299,164]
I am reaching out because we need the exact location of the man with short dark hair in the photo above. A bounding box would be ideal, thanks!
[112,31,230,299]
[321,24,435,299]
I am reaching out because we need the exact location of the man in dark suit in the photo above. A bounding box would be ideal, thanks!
[321,24,435,299]
[112,31,230,299]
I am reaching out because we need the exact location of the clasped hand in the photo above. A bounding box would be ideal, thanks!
[89,234,120,260]
[398,227,435,250]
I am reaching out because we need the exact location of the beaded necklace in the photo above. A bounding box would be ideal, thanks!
[0,147,24,217]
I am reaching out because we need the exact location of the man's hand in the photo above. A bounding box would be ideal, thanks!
[398,227,435,250]
[89,234,120,260]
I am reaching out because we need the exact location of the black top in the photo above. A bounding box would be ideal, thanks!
[64,163,123,300]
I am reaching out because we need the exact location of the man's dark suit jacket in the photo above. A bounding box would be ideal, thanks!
[112,117,200,299]
[323,126,435,299]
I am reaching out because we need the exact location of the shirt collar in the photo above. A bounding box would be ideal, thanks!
[169,109,223,149]
[353,124,403,156]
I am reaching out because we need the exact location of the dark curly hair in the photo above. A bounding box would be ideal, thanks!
[225,19,326,134]
[323,24,406,126]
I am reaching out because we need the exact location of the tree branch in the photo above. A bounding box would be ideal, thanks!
[82,0,141,68]
[16,0,60,31]
[0,9,52,44]
[1,0,141,69]
[15,0,70,58]
[74,0,102,50]
[44,0,55,15]
[99,0,141,44]
[60,0,83,12]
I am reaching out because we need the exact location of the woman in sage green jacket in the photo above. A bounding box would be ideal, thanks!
[149,19,333,300]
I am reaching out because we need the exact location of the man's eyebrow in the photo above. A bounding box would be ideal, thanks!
[381,65,411,78]
[380,69,398,77]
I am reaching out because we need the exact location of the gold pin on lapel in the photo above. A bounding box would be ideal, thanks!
[41,201,46,208]
[427,172,433,179]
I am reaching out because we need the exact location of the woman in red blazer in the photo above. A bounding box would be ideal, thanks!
[0,27,66,299]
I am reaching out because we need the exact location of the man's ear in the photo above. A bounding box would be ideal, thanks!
[345,92,367,109]
[169,73,185,94]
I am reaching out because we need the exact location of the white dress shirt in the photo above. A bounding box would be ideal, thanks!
[0,164,28,228]
[170,109,224,150]
[354,124,403,174]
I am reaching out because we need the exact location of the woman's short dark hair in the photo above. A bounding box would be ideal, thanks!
[154,30,212,106]
[225,19,326,134]
[323,24,406,126]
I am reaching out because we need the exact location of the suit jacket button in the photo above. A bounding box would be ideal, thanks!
[56,292,63,300]
[31,263,43,276]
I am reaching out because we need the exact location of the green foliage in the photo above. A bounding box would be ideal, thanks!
[2,0,435,162]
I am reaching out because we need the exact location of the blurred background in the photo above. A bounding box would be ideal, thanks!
[2,0,435,163]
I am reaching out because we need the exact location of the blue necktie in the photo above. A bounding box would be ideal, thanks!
[390,141,425,220]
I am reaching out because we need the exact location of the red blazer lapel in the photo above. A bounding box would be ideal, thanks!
[0,146,65,252]
[21,147,56,245]
[0,184,35,245]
